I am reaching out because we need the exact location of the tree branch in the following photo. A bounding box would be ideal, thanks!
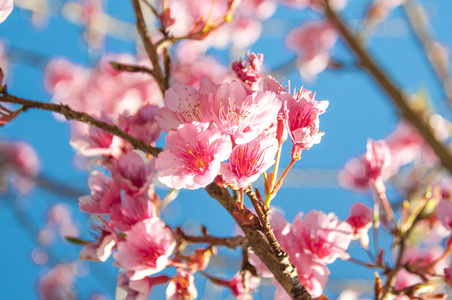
[403,0,452,104]
[325,1,452,174]
[131,0,168,93]
[205,183,312,300]
[0,93,163,157]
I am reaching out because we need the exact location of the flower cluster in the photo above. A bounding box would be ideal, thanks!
[155,53,328,192]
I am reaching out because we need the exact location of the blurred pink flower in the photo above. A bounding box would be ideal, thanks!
[436,199,452,231]
[78,171,121,214]
[220,133,278,188]
[38,264,78,300]
[156,122,232,190]
[114,218,175,280]
[0,0,13,23]
[0,140,40,193]
[166,271,198,300]
[346,202,373,249]
[117,272,170,300]
[118,104,161,146]
[292,210,353,264]
[364,139,391,183]
[110,150,157,196]
[445,267,452,287]
[286,20,338,80]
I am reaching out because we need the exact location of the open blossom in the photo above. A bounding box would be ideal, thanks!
[114,218,175,281]
[346,202,373,249]
[210,81,281,144]
[220,133,278,188]
[156,77,218,133]
[156,122,232,190]
[285,87,328,150]
[109,150,157,196]
[0,0,13,23]
[78,171,121,214]
[292,210,353,264]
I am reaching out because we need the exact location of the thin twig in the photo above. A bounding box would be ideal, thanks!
[131,0,168,93]
[176,227,247,250]
[325,1,452,174]
[0,93,162,157]
[403,0,452,104]
[205,183,311,300]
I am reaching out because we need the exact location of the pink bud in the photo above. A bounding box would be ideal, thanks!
[445,267,452,287]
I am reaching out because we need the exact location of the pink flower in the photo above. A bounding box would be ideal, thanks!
[70,119,124,158]
[156,122,232,190]
[118,104,161,145]
[38,264,77,300]
[211,81,281,144]
[220,133,278,188]
[109,192,156,232]
[78,171,121,214]
[0,0,13,23]
[166,271,198,300]
[225,272,260,300]
[117,272,170,300]
[364,139,391,183]
[232,52,264,90]
[80,220,117,262]
[284,87,329,150]
[286,20,338,80]
[114,218,175,280]
[109,150,157,196]
[436,199,452,231]
[346,202,373,249]
[445,267,452,287]
[292,210,353,264]
[0,140,40,193]
[156,77,218,133]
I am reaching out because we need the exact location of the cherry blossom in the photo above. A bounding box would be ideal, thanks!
[78,171,121,214]
[79,221,116,262]
[156,77,218,133]
[220,133,278,188]
[445,267,452,287]
[210,81,281,144]
[114,218,175,280]
[166,271,198,300]
[109,192,156,232]
[346,202,373,249]
[292,210,353,264]
[117,273,170,300]
[232,52,264,90]
[109,150,157,196]
[285,87,329,150]
[155,122,232,190]
[286,20,338,80]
